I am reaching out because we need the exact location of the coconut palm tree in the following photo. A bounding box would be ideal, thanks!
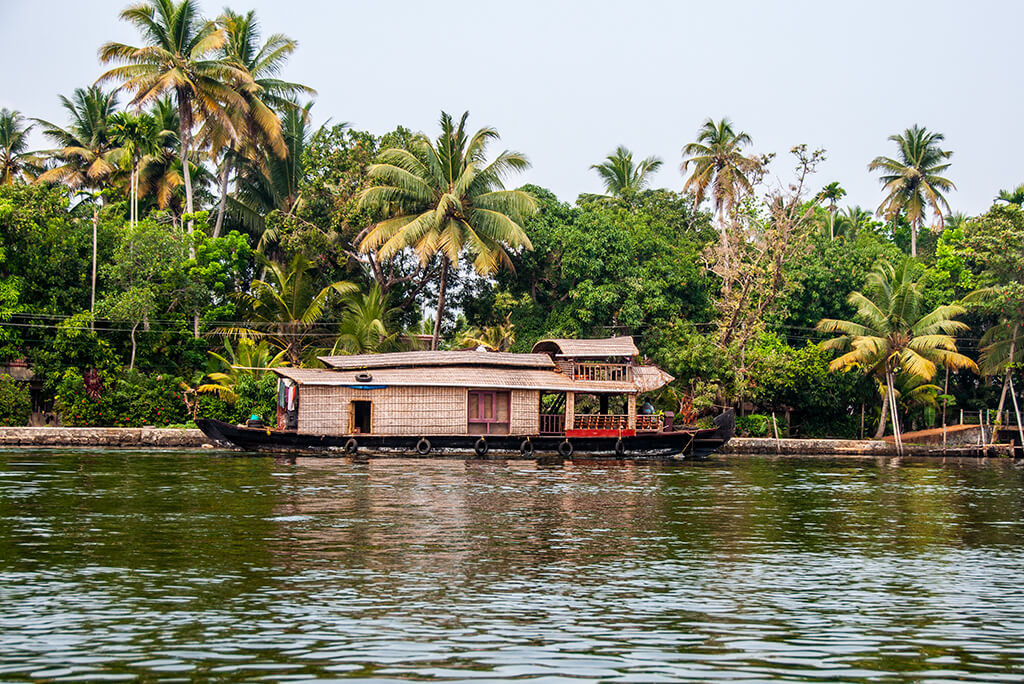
[358,110,535,350]
[224,254,357,365]
[330,285,403,355]
[136,97,183,215]
[97,0,253,238]
[108,110,166,230]
[816,258,976,448]
[868,125,955,258]
[681,117,762,271]
[590,145,662,199]
[208,9,314,237]
[35,86,121,320]
[0,109,39,185]
[456,312,515,351]
[818,182,846,241]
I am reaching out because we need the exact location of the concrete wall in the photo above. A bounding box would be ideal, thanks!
[0,427,208,447]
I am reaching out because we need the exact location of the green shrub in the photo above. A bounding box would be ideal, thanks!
[735,414,773,437]
[55,369,188,427]
[0,374,31,426]
[194,373,278,425]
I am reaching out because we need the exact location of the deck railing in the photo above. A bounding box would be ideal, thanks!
[636,414,663,432]
[572,362,632,382]
[539,414,565,434]
[573,414,630,431]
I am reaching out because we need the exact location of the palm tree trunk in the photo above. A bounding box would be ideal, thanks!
[996,323,1018,417]
[177,96,195,258]
[431,258,450,351]
[910,216,918,258]
[874,385,889,439]
[129,321,138,370]
[829,209,835,241]
[887,369,903,454]
[90,204,98,332]
[213,157,231,239]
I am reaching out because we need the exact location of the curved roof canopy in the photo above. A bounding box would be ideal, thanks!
[318,350,554,371]
[531,336,639,358]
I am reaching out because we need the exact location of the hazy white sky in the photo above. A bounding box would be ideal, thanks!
[2,0,1020,216]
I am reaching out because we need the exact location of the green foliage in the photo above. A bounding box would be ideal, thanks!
[195,372,277,424]
[54,368,187,427]
[0,375,31,426]
[736,414,772,437]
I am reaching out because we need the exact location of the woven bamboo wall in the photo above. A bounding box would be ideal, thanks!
[511,390,539,434]
[298,385,541,436]
[298,386,467,436]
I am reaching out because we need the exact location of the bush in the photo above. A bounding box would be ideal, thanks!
[194,373,278,425]
[735,414,773,437]
[0,374,31,426]
[55,368,188,427]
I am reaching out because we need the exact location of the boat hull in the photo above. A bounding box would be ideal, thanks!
[196,411,734,461]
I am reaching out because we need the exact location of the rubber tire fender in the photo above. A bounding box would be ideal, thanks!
[557,440,574,457]
[520,439,534,456]
[474,437,489,456]
[344,437,358,454]
[416,437,431,455]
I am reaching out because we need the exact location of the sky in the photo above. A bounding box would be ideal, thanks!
[2,0,1020,216]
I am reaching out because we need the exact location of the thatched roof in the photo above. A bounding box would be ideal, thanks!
[632,365,675,393]
[531,336,639,358]
[318,350,555,371]
[275,366,639,394]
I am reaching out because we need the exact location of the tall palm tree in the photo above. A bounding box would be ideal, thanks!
[35,86,121,320]
[0,109,39,185]
[868,124,955,258]
[136,97,183,215]
[225,254,357,365]
[818,181,846,241]
[816,259,976,448]
[358,110,536,350]
[963,286,1024,420]
[681,117,762,271]
[590,145,662,199]
[97,0,253,238]
[107,110,164,230]
[209,9,314,237]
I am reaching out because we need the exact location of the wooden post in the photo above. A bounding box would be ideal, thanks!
[565,392,575,433]
[1010,376,1024,458]
[960,408,963,425]
[860,403,865,440]
[772,412,781,454]
[627,394,636,431]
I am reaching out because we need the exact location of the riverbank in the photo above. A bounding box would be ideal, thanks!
[0,427,1017,457]
[0,427,209,448]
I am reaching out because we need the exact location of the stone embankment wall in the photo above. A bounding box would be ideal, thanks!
[719,436,1014,457]
[0,427,210,448]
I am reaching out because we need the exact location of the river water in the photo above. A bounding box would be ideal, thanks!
[1,451,1023,682]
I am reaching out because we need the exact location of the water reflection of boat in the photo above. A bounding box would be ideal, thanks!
[197,336,734,459]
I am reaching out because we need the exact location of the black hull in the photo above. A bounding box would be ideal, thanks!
[196,411,734,461]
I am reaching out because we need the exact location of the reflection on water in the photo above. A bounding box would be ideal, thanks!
[1,451,1023,681]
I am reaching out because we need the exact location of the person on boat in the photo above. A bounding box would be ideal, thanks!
[641,400,655,415]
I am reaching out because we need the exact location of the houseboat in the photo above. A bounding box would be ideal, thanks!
[196,336,734,459]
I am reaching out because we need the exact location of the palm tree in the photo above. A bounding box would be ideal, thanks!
[225,254,357,365]
[136,97,183,215]
[107,110,164,230]
[358,111,536,350]
[35,86,121,320]
[590,145,662,199]
[995,183,1024,206]
[681,117,762,272]
[834,205,873,240]
[456,312,515,351]
[0,109,39,185]
[818,182,846,241]
[230,102,313,244]
[330,285,402,355]
[97,0,253,238]
[963,286,1024,420]
[816,259,976,448]
[868,124,955,258]
[197,336,288,402]
[209,9,314,237]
